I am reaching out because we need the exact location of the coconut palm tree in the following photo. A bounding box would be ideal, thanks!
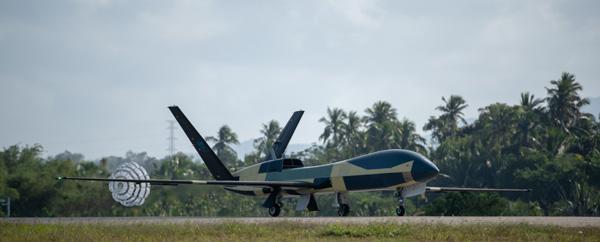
[516,92,545,149]
[437,95,468,128]
[207,125,239,157]
[364,101,398,151]
[546,72,590,131]
[478,103,520,154]
[423,116,447,145]
[364,101,398,127]
[424,95,468,144]
[207,125,240,168]
[342,111,365,156]
[520,92,545,112]
[393,118,427,154]
[567,113,600,156]
[319,107,347,148]
[253,120,281,158]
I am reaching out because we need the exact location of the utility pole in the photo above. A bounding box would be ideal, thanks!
[167,120,178,178]
[167,120,176,159]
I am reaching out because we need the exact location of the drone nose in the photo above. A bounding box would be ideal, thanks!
[411,158,439,182]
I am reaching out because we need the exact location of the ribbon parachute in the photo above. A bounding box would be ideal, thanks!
[108,162,150,207]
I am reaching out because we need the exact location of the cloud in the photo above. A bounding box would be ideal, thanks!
[136,0,229,44]
[326,0,384,29]
[0,0,599,159]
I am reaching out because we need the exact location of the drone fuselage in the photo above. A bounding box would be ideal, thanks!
[228,149,439,197]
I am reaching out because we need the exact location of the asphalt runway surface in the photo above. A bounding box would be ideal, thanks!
[2,217,600,227]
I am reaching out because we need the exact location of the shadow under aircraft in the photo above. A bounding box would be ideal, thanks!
[59,106,529,217]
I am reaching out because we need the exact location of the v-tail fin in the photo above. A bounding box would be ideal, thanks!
[168,106,235,180]
[267,110,304,160]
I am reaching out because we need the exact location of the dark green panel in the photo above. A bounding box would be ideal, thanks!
[347,150,420,169]
[266,164,333,181]
[343,172,406,190]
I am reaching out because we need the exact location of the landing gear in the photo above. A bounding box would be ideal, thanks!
[264,189,283,217]
[336,192,350,217]
[395,192,406,216]
[338,204,350,216]
[268,203,281,217]
[396,205,405,216]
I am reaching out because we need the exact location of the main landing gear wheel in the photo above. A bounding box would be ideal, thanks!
[268,204,281,217]
[336,192,350,217]
[337,204,350,217]
[396,206,405,216]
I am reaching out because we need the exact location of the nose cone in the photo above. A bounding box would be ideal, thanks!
[411,158,439,182]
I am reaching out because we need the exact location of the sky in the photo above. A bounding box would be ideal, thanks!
[1,0,599,160]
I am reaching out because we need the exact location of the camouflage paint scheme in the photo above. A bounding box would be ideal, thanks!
[228,149,439,197]
[58,106,528,216]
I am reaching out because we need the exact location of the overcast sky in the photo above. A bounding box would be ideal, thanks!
[1,0,599,160]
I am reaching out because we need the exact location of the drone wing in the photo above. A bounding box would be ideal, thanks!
[57,176,314,189]
[426,186,531,192]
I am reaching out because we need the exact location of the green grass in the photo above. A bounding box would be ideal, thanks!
[1,222,599,242]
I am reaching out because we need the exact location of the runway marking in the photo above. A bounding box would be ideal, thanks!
[2,217,600,227]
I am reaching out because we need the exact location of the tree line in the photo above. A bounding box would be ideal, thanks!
[1,72,598,217]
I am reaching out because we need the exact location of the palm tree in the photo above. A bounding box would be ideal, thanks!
[319,108,347,148]
[423,116,447,145]
[546,72,590,131]
[517,92,545,149]
[437,95,468,128]
[254,120,281,158]
[207,125,239,156]
[342,111,365,156]
[393,118,427,154]
[567,113,599,156]
[364,101,398,151]
[207,125,240,168]
[478,104,520,153]
[520,92,544,112]
[364,101,398,127]
[424,95,468,143]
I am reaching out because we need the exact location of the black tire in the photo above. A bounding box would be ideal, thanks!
[337,204,350,217]
[268,204,281,217]
[395,206,405,216]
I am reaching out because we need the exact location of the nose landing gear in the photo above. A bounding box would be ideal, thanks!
[396,199,406,216]
[395,191,406,216]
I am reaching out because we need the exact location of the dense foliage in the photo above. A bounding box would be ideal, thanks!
[1,72,599,217]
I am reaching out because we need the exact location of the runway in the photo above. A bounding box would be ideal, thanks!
[2,216,600,227]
